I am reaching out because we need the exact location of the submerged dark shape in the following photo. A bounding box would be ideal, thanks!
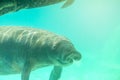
[0,27,81,80]
[0,0,74,16]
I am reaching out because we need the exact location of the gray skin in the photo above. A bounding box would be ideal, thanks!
[0,27,81,80]
[0,0,74,16]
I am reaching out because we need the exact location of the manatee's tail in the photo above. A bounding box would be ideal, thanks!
[61,0,74,8]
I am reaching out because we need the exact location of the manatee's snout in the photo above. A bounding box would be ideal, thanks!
[65,51,81,63]
[73,51,81,61]
[53,41,81,66]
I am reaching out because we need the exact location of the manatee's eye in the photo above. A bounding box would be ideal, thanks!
[52,43,61,51]
[52,44,57,50]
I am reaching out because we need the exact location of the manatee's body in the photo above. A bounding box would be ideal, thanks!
[0,0,74,16]
[0,27,81,80]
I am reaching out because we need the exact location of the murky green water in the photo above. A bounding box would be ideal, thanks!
[0,0,120,80]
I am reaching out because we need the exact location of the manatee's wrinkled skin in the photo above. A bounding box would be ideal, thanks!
[0,0,74,16]
[0,27,81,80]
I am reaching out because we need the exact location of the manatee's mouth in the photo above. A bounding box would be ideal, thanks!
[57,58,73,65]
[57,51,81,65]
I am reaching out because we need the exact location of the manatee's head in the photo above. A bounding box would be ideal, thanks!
[49,40,81,66]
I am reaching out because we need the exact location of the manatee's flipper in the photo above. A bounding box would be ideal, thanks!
[61,0,74,8]
[21,61,32,80]
[49,66,62,80]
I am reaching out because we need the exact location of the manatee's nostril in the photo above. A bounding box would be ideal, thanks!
[74,52,81,61]
[74,55,80,60]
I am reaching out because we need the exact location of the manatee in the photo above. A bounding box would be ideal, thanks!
[0,27,81,80]
[0,0,74,16]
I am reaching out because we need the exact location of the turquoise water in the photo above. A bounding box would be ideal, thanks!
[0,0,120,80]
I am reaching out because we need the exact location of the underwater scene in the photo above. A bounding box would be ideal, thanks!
[0,0,120,80]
